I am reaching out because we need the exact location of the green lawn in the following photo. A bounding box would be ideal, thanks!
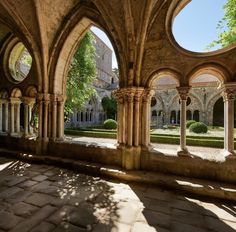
[65,126,235,148]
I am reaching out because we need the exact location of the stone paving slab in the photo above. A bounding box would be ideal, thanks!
[0,157,235,231]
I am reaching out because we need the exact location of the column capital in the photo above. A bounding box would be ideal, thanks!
[142,89,155,103]
[176,86,191,100]
[113,87,145,103]
[22,97,35,106]
[37,93,50,102]
[10,97,21,104]
[220,82,236,101]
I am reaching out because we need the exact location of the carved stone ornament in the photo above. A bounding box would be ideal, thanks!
[176,87,191,100]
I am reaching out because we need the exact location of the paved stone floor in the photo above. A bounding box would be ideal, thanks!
[0,156,235,232]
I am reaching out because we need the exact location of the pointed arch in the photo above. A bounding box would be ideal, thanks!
[49,6,124,96]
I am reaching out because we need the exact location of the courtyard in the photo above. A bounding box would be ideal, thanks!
[0,156,235,232]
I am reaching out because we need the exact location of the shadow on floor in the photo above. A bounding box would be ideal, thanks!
[0,157,235,232]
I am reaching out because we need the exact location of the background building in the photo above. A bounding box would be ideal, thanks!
[65,32,118,128]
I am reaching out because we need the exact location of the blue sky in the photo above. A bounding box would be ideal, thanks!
[173,0,227,52]
[92,0,227,68]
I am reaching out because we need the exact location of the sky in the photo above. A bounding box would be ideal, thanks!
[91,0,227,68]
[173,0,227,52]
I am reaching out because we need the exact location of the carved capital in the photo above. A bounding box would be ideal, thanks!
[176,87,191,100]
[22,97,35,106]
[221,89,235,102]
[142,89,155,103]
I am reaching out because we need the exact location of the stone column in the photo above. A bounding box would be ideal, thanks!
[134,90,143,146]
[57,96,65,140]
[10,100,15,135]
[28,100,35,134]
[177,87,191,156]
[126,89,135,146]
[15,102,21,134]
[222,87,235,156]
[141,89,154,147]
[43,99,49,139]
[51,95,57,140]
[113,87,146,170]
[37,95,43,138]
[0,100,2,133]
[24,103,29,135]
[115,94,125,144]
[4,102,9,133]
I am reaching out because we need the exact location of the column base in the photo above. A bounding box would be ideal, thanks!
[118,144,141,170]
[177,147,189,157]
[222,149,235,159]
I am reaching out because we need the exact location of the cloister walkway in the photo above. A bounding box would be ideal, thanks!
[0,156,235,232]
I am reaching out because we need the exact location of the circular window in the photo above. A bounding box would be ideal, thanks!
[8,42,32,83]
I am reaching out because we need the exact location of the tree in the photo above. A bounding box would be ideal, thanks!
[102,96,117,119]
[65,32,97,116]
[208,0,236,49]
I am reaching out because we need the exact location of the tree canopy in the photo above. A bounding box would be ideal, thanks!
[65,32,97,115]
[102,96,117,119]
[208,0,236,49]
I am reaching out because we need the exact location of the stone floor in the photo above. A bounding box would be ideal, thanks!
[0,156,235,232]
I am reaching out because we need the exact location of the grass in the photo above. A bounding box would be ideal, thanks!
[65,126,235,148]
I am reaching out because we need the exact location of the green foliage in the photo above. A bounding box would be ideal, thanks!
[207,0,236,49]
[186,120,196,128]
[103,119,117,129]
[65,32,97,115]
[189,122,208,134]
[101,96,117,119]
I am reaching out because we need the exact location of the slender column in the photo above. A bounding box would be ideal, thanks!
[15,103,20,134]
[28,98,35,135]
[191,111,194,120]
[177,87,191,156]
[134,90,143,146]
[24,103,29,135]
[141,89,154,147]
[0,101,2,132]
[51,96,57,139]
[115,95,124,144]
[222,88,235,156]
[126,90,135,146]
[57,96,65,139]
[43,100,49,139]
[10,102,15,135]
[5,102,8,132]
[38,96,43,138]
[175,110,178,124]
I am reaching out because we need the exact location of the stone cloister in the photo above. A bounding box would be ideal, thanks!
[0,0,236,185]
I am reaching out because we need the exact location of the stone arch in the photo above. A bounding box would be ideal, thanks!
[188,92,203,112]
[0,18,42,92]
[49,8,124,96]
[10,88,22,98]
[188,63,230,85]
[206,93,223,126]
[25,85,37,97]
[146,68,181,88]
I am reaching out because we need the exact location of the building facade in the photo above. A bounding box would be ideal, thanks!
[65,32,118,128]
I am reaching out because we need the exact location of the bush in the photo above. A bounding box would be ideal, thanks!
[189,122,208,134]
[103,119,117,129]
[186,120,196,128]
